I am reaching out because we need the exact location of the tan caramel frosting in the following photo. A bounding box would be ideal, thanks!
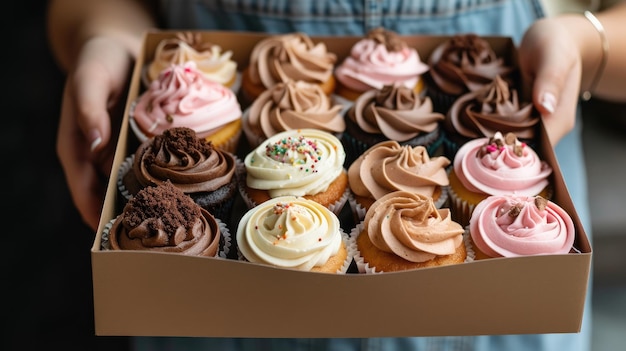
[347,85,444,141]
[348,140,450,199]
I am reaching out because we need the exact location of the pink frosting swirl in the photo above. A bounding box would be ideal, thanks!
[348,140,450,199]
[246,81,345,139]
[365,191,465,262]
[446,75,539,140]
[347,85,444,141]
[248,32,336,88]
[428,34,513,95]
[335,28,428,92]
[470,195,575,257]
[453,132,552,196]
[133,61,242,139]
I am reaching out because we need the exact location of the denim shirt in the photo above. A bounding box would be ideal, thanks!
[140,1,591,350]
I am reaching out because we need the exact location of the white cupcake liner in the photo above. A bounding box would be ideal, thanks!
[117,155,135,203]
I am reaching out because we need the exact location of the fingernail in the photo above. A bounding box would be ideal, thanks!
[88,129,102,152]
[541,93,556,114]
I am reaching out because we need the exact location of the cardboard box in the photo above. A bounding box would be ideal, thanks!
[91,30,592,337]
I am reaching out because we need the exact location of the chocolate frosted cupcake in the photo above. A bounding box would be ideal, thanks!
[242,80,346,148]
[106,181,223,258]
[118,127,238,223]
[342,84,445,166]
[443,75,539,158]
[426,34,514,114]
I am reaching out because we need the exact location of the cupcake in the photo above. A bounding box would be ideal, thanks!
[352,191,469,273]
[426,33,514,113]
[239,128,349,215]
[342,84,445,165]
[130,61,243,154]
[104,181,225,258]
[448,131,553,226]
[242,80,346,149]
[334,27,429,102]
[468,195,576,260]
[236,195,352,273]
[348,140,450,219]
[118,127,238,223]
[443,75,539,158]
[143,32,239,91]
[240,32,337,106]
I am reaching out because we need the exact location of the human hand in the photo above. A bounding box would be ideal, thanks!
[57,36,133,231]
[518,17,582,146]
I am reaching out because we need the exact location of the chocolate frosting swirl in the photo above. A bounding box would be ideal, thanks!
[428,34,513,95]
[132,127,236,194]
[446,75,538,139]
[247,81,345,138]
[248,32,336,88]
[347,85,444,141]
[110,181,221,256]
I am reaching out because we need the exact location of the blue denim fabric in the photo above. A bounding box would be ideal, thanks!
[140,1,592,350]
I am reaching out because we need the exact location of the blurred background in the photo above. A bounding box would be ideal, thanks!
[3,1,625,350]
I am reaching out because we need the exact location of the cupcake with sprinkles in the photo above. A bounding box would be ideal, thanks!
[238,128,349,215]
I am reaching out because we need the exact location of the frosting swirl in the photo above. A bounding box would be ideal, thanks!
[428,34,513,95]
[453,132,552,196]
[470,195,575,257]
[244,129,346,197]
[236,196,343,271]
[335,27,428,92]
[109,181,221,256]
[133,61,242,139]
[446,75,538,140]
[246,81,345,139]
[365,191,465,262]
[347,85,444,141]
[248,32,336,88]
[348,140,450,199]
[146,32,237,86]
[131,127,236,194]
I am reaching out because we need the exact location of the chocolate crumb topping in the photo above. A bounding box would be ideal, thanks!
[367,27,404,52]
[146,127,213,166]
[534,196,548,211]
[508,204,523,218]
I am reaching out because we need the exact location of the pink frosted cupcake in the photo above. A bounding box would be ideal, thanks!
[131,61,243,153]
[468,194,576,260]
[448,131,553,226]
[334,27,429,102]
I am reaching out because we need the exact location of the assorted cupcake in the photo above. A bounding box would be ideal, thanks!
[143,32,239,91]
[342,84,445,165]
[468,194,576,260]
[242,80,346,149]
[334,27,429,102]
[348,140,450,219]
[240,32,337,106]
[352,191,470,273]
[117,127,238,223]
[130,61,243,154]
[448,131,553,226]
[236,196,352,273]
[239,128,349,215]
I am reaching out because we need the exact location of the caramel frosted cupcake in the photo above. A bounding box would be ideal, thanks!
[105,181,224,258]
[334,27,429,101]
[143,32,239,91]
[342,84,445,165]
[348,140,450,219]
[448,132,553,226]
[118,127,238,222]
[239,128,348,215]
[443,75,539,158]
[468,195,576,260]
[240,32,337,106]
[131,61,243,154]
[242,80,346,148]
[352,191,470,273]
[426,34,514,113]
[236,196,352,273]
